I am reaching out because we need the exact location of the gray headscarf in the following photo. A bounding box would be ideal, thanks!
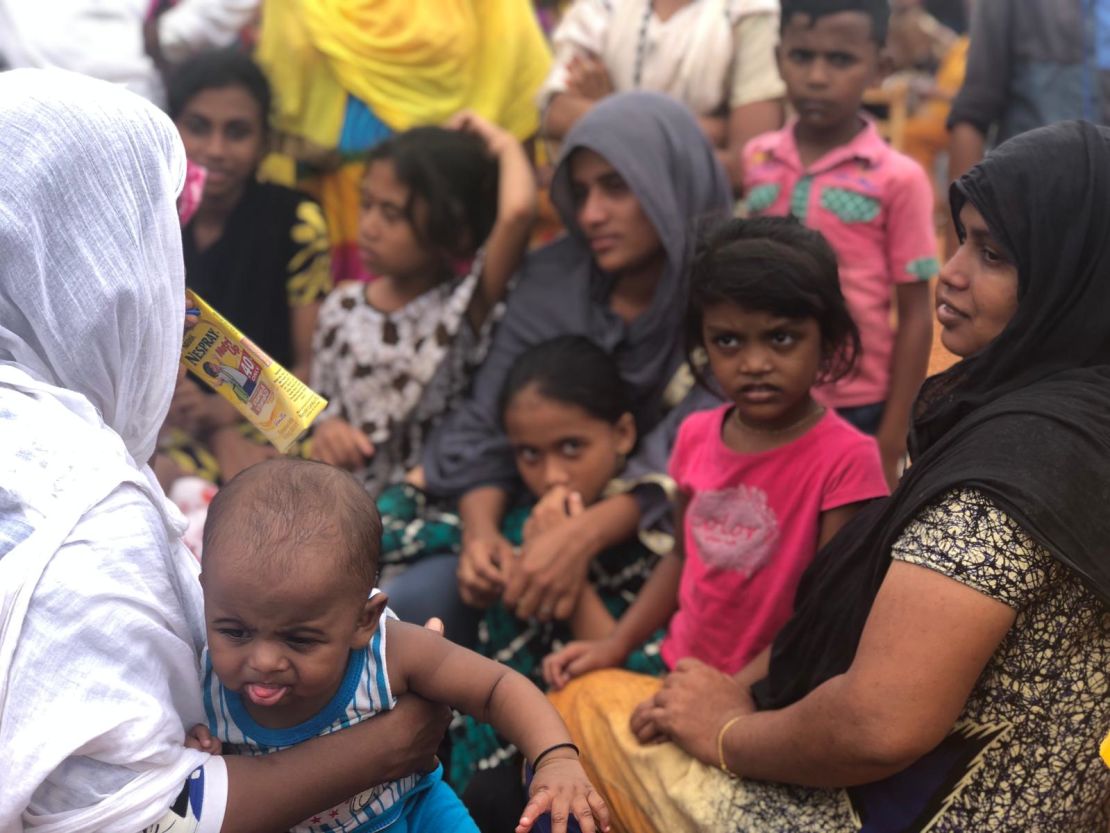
[424,91,731,496]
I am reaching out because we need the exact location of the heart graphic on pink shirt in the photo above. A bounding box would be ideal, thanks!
[688,486,779,575]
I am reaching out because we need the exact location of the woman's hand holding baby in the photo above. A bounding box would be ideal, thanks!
[185,723,222,755]
[517,752,610,833]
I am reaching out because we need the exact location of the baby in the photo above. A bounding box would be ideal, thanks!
[188,458,607,833]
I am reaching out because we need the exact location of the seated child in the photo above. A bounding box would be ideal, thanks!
[309,113,536,497]
[742,0,938,487]
[159,49,332,485]
[544,217,890,687]
[445,336,666,791]
[189,458,608,833]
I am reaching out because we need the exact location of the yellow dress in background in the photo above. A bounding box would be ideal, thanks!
[254,0,552,280]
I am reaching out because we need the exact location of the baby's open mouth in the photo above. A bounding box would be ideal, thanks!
[244,683,290,707]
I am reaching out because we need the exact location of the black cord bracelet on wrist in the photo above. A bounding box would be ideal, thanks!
[532,741,580,770]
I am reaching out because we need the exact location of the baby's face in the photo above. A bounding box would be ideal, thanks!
[202,551,375,729]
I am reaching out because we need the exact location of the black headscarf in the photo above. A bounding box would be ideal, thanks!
[753,121,1110,710]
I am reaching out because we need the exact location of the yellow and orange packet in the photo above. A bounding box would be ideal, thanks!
[181,290,327,453]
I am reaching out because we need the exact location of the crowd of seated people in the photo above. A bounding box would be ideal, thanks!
[2,1,1109,832]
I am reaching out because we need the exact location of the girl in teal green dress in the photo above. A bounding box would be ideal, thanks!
[377,336,668,791]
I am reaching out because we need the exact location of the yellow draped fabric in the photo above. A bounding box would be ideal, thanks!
[549,671,747,833]
[256,0,551,148]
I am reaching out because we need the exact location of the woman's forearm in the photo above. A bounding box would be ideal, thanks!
[721,674,924,788]
[579,492,641,556]
[459,485,511,537]
[221,695,447,833]
[717,563,1016,789]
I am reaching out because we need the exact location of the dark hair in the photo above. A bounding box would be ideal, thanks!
[203,458,382,593]
[366,127,499,260]
[780,0,889,45]
[686,216,861,385]
[166,48,271,129]
[498,336,631,426]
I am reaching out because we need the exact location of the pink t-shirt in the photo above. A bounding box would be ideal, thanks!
[661,405,888,674]
[742,119,939,408]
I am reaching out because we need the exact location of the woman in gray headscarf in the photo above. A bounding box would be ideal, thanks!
[0,68,444,833]
[391,92,731,639]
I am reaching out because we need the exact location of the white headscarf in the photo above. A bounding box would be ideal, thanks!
[0,69,210,832]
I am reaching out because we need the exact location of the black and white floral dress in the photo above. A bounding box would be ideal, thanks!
[310,255,496,498]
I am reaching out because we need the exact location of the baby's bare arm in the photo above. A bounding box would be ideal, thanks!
[387,621,610,832]
[386,620,571,762]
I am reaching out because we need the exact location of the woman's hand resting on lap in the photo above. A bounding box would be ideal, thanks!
[629,658,755,765]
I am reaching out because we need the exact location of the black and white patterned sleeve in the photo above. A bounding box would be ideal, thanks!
[141,759,226,833]
[892,488,1053,609]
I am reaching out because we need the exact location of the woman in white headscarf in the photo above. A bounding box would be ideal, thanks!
[0,69,446,833]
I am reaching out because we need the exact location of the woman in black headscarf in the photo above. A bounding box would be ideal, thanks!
[551,120,1110,832]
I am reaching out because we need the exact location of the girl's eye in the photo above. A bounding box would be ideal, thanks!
[381,206,402,223]
[981,246,1004,265]
[559,439,584,457]
[770,330,797,347]
[570,186,587,206]
[217,627,248,641]
[182,116,209,137]
[516,447,540,464]
[712,334,740,349]
[225,123,254,141]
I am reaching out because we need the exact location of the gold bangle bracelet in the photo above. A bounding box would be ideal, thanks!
[716,715,744,778]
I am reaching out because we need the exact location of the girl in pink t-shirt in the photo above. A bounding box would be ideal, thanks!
[544,216,889,685]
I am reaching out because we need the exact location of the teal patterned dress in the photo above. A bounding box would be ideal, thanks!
[376,483,667,793]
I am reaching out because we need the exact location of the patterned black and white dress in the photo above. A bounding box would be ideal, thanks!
[310,255,496,498]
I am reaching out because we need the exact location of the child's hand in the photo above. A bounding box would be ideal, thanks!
[518,755,610,833]
[310,417,374,471]
[542,637,626,690]
[457,530,514,608]
[185,724,222,755]
[566,54,614,101]
[523,486,584,543]
[447,109,514,156]
[167,377,239,434]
